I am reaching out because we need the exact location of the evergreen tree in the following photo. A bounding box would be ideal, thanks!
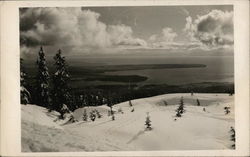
[129,100,133,107]
[52,49,71,117]
[107,93,114,114]
[230,126,236,149]
[82,109,88,121]
[197,99,200,106]
[35,47,51,108]
[224,107,230,115]
[175,97,185,117]
[20,58,30,104]
[145,112,152,130]
[89,110,96,121]
[111,113,115,121]
[95,109,102,118]
[163,100,168,106]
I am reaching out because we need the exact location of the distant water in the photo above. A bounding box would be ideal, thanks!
[68,56,234,85]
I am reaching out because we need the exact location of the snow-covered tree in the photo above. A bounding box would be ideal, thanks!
[230,126,235,149]
[175,97,185,117]
[129,100,133,107]
[118,107,123,114]
[95,109,102,118]
[111,113,115,121]
[35,47,51,108]
[90,110,96,121]
[82,109,88,121]
[51,49,71,117]
[163,100,168,106]
[20,58,30,105]
[197,99,200,106]
[224,107,230,115]
[107,94,114,114]
[145,112,152,130]
[60,104,71,119]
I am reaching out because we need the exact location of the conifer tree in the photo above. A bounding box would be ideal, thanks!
[35,47,51,108]
[175,97,185,117]
[90,110,96,121]
[20,58,30,104]
[129,100,133,107]
[52,49,71,116]
[230,126,236,148]
[82,109,88,121]
[145,112,152,130]
[94,109,102,118]
[163,100,168,106]
[197,99,200,106]
[224,107,230,115]
[107,93,114,114]
[111,113,115,121]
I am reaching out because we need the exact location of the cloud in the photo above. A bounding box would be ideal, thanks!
[107,24,147,47]
[149,27,178,48]
[20,8,146,55]
[183,10,233,47]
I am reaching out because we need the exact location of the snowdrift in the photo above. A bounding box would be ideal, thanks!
[22,93,235,152]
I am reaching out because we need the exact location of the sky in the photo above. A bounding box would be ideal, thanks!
[20,5,233,57]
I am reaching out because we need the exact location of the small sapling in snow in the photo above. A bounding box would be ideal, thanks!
[145,112,152,131]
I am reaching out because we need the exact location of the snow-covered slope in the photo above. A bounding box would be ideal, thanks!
[21,93,234,152]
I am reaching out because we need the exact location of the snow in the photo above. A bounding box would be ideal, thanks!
[21,105,62,129]
[21,93,234,152]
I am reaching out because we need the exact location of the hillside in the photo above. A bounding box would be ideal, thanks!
[21,93,234,152]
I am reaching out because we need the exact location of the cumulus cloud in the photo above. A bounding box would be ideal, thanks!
[183,10,233,47]
[20,8,146,55]
[149,27,178,48]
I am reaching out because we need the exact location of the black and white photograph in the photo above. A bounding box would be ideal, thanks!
[18,5,237,152]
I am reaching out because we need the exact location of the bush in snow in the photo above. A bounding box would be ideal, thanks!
[51,49,72,117]
[197,99,200,106]
[175,97,185,117]
[230,126,236,149]
[129,100,133,107]
[145,112,152,131]
[90,111,96,121]
[224,107,230,115]
[82,109,88,121]
[20,58,30,105]
[60,104,71,119]
[111,113,115,121]
[35,47,51,108]
[163,100,168,106]
[118,107,123,114]
[95,109,102,118]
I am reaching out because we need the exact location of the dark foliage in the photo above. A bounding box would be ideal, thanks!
[51,49,72,115]
[35,47,51,108]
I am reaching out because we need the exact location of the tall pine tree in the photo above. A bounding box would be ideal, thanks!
[20,58,30,104]
[52,49,71,117]
[36,47,51,108]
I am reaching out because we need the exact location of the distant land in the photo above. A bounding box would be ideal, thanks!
[83,64,207,73]
[69,64,206,83]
